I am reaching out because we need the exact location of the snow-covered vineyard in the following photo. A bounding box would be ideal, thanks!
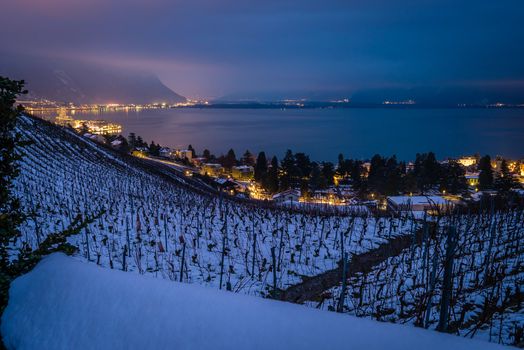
[14,115,412,296]
[11,115,524,347]
[308,210,524,346]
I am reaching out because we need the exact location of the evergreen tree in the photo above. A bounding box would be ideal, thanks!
[367,154,386,194]
[254,152,268,182]
[350,160,363,190]
[241,150,255,166]
[309,162,323,192]
[262,156,279,194]
[439,161,467,194]
[494,159,517,192]
[384,156,401,195]
[149,141,160,156]
[128,132,137,149]
[321,162,335,186]
[202,149,211,161]
[341,159,354,178]
[118,137,130,154]
[280,150,299,190]
[413,152,440,193]
[188,144,196,157]
[136,135,145,147]
[223,148,237,169]
[337,153,344,170]
[295,152,312,179]
[478,155,494,190]
[402,171,418,194]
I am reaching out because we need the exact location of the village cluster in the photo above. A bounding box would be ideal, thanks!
[127,144,524,216]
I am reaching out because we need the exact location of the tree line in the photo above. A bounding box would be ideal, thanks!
[113,128,519,198]
[250,150,520,197]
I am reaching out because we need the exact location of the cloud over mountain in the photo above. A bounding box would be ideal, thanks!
[0,53,186,104]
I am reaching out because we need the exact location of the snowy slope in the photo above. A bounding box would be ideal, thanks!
[14,115,415,296]
[304,210,524,346]
[11,115,523,347]
[1,254,505,350]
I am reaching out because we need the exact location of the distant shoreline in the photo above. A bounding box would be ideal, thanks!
[177,103,524,110]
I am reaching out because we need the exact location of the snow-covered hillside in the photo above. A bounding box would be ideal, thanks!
[7,115,523,348]
[1,254,505,350]
[13,115,414,296]
[308,211,524,345]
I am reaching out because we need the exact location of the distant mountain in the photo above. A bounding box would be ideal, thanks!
[350,85,524,106]
[217,85,524,106]
[215,90,349,103]
[0,53,186,104]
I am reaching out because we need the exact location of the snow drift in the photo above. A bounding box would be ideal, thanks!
[2,254,504,350]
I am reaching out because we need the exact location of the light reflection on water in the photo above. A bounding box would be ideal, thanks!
[34,107,524,162]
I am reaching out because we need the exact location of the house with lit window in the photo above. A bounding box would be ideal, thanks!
[159,147,172,158]
[272,189,301,204]
[465,172,479,187]
[173,149,193,162]
[200,163,223,177]
[231,165,254,181]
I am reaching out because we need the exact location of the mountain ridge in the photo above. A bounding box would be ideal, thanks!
[0,53,186,105]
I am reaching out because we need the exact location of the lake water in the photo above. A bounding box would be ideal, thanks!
[38,107,524,162]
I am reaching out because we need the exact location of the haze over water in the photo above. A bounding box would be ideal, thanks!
[44,107,524,162]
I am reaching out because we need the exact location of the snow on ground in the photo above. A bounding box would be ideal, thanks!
[13,115,416,296]
[10,116,522,348]
[1,254,505,350]
[306,210,524,346]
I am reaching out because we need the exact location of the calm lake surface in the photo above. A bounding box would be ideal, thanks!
[40,107,524,162]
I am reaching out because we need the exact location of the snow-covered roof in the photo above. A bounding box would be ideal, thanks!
[215,178,235,186]
[272,189,300,200]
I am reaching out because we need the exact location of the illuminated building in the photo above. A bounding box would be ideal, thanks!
[53,109,122,135]
[272,189,300,204]
[77,120,122,135]
[231,166,254,181]
[457,156,477,167]
[173,149,193,162]
[465,172,479,187]
[491,157,503,173]
[200,163,223,177]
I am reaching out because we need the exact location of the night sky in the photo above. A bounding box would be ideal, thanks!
[2,0,524,99]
